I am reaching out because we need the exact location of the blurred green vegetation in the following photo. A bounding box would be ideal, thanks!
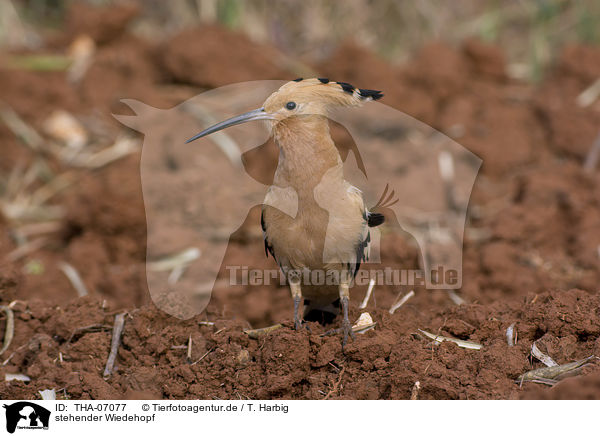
[2,0,600,81]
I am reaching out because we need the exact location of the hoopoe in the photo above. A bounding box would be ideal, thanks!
[187,78,385,346]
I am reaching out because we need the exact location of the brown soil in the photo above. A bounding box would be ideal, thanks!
[1,4,600,399]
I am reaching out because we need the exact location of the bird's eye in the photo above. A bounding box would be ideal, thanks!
[285,101,297,110]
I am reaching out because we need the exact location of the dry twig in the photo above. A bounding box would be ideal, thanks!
[5,374,30,382]
[359,278,375,309]
[577,78,600,107]
[324,366,345,400]
[58,262,89,297]
[67,324,111,344]
[531,341,558,367]
[191,347,215,365]
[103,313,126,378]
[39,389,56,400]
[447,289,465,305]
[5,237,50,262]
[245,324,283,339]
[0,305,15,355]
[147,247,201,272]
[389,290,415,314]
[418,329,482,350]
[517,356,597,385]
[506,323,516,347]
[186,334,193,363]
[583,131,600,173]
[0,102,43,150]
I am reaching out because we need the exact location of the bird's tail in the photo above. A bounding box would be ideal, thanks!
[368,183,398,227]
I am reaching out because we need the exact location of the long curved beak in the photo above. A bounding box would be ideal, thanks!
[186,107,272,143]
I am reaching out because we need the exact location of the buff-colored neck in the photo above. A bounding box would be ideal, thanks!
[271,115,342,196]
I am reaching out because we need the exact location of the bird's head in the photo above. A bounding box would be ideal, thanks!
[186,78,383,143]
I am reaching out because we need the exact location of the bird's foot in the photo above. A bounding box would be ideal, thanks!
[293,317,311,332]
[321,321,355,351]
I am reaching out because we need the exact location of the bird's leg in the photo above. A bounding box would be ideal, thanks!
[289,277,303,330]
[339,276,355,348]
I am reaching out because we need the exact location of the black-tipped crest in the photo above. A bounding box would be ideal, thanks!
[337,81,355,94]
[336,81,384,101]
[286,78,384,102]
[358,88,384,100]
